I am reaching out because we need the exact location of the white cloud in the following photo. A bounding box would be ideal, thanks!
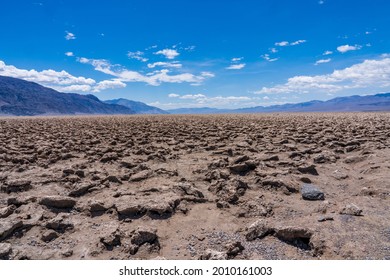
[226,63,246,70]
[255,57,390,94]
[290,39,307,46]
[314,58,331,65]
[180,94,207,99]
[79,57,214,86]
[263,96,270,100]
[275,40,306,47]
[168,93,180,98]
[232,57,243,62]
[323,50,333,55]
[0,60,127,93]
[155,48,180,59]
[127,51,148,62]
[92,79,126,92]
[337,44,362,53]
[147,61,182,68]
[261,54,278,62]
[65,52,74,57]
[275,41,289,47]
[184,45,196,51]
[65,31,76,40]
[269,48,278,53]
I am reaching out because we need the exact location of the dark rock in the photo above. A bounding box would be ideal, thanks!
[130,227,158,246]
[41,230,59,242]
[233,155,249,164]
[1,180,32,193]
[298,165,319,175]
[0,220,23,241]
[40,196,76,208]
[45,216,74,231]
[301,184,324,200]
[0,205,16,218]
[275,226,313,242]
[226,241,245,258]
[300,177,312,183]
[229,163,249,174]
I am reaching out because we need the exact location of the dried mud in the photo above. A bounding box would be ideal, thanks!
[0,113,389,260]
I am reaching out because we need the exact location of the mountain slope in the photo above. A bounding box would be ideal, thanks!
[104,98,168,114]
[0,76,134,116]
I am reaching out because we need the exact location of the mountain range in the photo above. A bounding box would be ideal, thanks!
[167,93,390,114]
[1,75,390,116]
[0,76,134,116]
[104,98,168,114]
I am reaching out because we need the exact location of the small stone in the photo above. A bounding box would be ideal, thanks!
[274,226,313,242]
[317,216,334,222]
[1,180,32,193]
[301,184,325,200]
[41,230,59,242]
[226,241,245,258]
[0,205,16,218]
[0,243,12,259]
[68,182,95,197]
[100,152,118,163]
[40,196,76,208]
[199,249,227,260]
[0,220,23,241]
[129,170,152,182]
[298,165,319,175]
[130,227,158,246]
[339,204,363,216]
[245,219,272,241]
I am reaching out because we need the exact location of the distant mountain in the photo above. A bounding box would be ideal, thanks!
[104,98,168,114]
[167,93,390,114]
[0,76,134,116]
[166,107,228,114]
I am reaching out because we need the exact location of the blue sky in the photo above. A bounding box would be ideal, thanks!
[1,0,390,109]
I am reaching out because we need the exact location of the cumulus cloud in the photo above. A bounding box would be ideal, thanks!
[323,50,333,55]
[337,44,362,53]
[232,57,243,62]
[65,31,76,40]
[255,57,390,94]
[269,48,278,53]
[155,48,180,59]
[147,61,182,69]
[127,51,148,62]
[314,58,331,65]
[226,63,246,70]
[79,57,213,86]
[0,60,127,93]
[168,93,180,98]
[92,79,126,92]
[65,52,74,57]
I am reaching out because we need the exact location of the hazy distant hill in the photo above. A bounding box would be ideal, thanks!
[167,93,390,114]
[0,76,134,116]
[104,98,168,114]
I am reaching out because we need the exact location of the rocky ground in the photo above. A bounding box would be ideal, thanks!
[0,113,389,260]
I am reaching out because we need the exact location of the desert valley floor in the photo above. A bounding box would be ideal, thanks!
[0,113,389,260]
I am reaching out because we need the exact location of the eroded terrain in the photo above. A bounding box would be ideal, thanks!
[0,113,389,260]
